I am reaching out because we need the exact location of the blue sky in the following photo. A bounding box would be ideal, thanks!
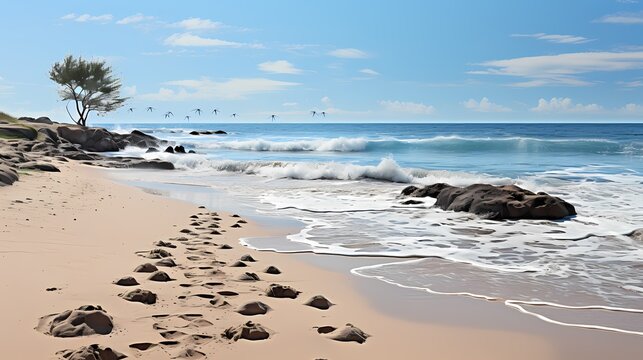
[1,0,643,123]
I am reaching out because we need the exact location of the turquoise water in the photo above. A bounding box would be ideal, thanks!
[105,122,643,334]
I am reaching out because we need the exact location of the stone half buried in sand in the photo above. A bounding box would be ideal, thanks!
[304,295,334,310]
[222,321,271,341]
[145,248,172,259]
[266,283,300,298]
[324,323,370,344]
[120,289,157,304]
[148,270,173,282]
[238,272,261,281]
[113,276,139,286]
[57,344,127,360]
[401,183,577,221]
[237,301,271,316]
[264,265,281,274]
[38,305,114,338]
[134,263,158,273]
[155,258,178,267]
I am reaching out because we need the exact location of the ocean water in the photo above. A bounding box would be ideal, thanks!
[105,122,643,334]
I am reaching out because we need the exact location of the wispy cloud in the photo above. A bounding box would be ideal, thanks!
[116,14,154,25]
[164,33,263,48]
[530,97,602,113]
[596,11,643,24]
[61,13,113,23]
[463,97,511,112]
[618,79,643,87]
[622,103,643,113]
[329,48,369,59]
[511,33,593,44]
[471,51,643,86]
[172,17,223,30]
[258,60,302,74]
[359,68,380,76]
[141,77,299,101]
[380,100,435,115]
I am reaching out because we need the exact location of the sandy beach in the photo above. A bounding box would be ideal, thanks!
[0,160,639,359]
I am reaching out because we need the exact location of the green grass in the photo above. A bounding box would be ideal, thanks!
[0,111,17,123]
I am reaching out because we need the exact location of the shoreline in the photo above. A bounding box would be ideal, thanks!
[0,162,640,359]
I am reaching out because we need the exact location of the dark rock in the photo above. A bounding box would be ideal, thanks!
[230,261,247,268]
[316,326,337,334]
[330,324,369,343]
[238,272,260,281]
[120,289,157,304]
[17,162,60,172]
[403,183,576,220]
[174,145,186,154]
[44,305,113,337]
[305,295,333,310]
[237,301,270,316]
[401,199,424,205]
[627,228,643,241]
[112,130,160,149]
[57,344,126,360]
[239,254,256,262]
[189,131,200,135]
[30,142,56,152]
[222,321,270,341]
[155,258,178,267]
[57,126,119,152]
[266,284,300,299]
[148,271,172,282]
[61,151,99,161]
[133,263,158,273]
[214,130,227,134]
[37,127,60,143]
[0,125,38,140]
[264,266,281,275]
[114,276,139,286]
[145,147,158,153]
[146,248,172,259]
[164,146,174,153]
[401,183,450,198]
[188,150,196,154]
[155,240,176,248]
[128,159,174,170]
[0,164,19,185]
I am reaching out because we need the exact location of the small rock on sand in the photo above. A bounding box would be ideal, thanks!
[266,284,300,299]
[237,301,270,316]
[134,263,158,273]
[148,271,173,282]
[223,321,270,341]
[155,240,177,248]
[264,266,281,274]
[305,295,334,310]
[238,272,260,281]
[330,324,370,344]
[146,248,172,259]
[239,254,256,262]
[120,289,157,304]
[155,258,178,267]
[41,305,113,337]
[219,244,232,250]
[57,344,126,360]
[230,261,247,267]
[114,276,139,286]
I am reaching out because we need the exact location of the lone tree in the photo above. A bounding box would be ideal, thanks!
[49,55,127,126]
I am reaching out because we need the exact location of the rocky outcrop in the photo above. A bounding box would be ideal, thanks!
[223,321,270,341]
[0,124,38,140]
[0,164,19,185]
[190,130,227,135]
[57,126,119,152]
[57,344,126,360]
[401,183,576,220]
[39,305,114,337]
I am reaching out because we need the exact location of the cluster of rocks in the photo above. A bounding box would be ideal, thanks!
[189,130,227,135]
[401,183,577,220]
[0,116,194,185]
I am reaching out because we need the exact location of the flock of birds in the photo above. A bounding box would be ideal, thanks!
[125,107,327,122]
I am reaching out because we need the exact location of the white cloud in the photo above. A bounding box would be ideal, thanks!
[622,103,643,113]
[164,33,263,48]
[122,86,137,97]
[511,33,592,44]
[359,68,380,76]
[172,17,223,30]
[596,12,643,24]
[471,51,643,86]
[61,13,113,23]
[321,96,331,104]
[619,80,643,87]
[282,102,298,107]
[329,48,369,59]
[380,100,435,115]
[141,77,299,101]
[463,97,511,112]
[258,60,302,74]
[117,14,154,25]
[530,97,602,113]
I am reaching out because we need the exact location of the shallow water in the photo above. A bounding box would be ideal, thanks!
[104,122,643,334]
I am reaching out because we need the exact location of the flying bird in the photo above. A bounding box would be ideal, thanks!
[146,107,155,112]
[212,109,219,115]
[185,115,191,122]
[231,113,238,118]
[128,108,135,113]
[192,108,202,116]
[310,111,317,117]
[320,111,326,117]
[270,114,277,122]
[164,111,173,119]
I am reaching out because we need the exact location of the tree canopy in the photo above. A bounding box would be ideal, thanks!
[49,55,127,126]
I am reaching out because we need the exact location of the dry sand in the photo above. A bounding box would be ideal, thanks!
[0,162,640,359]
